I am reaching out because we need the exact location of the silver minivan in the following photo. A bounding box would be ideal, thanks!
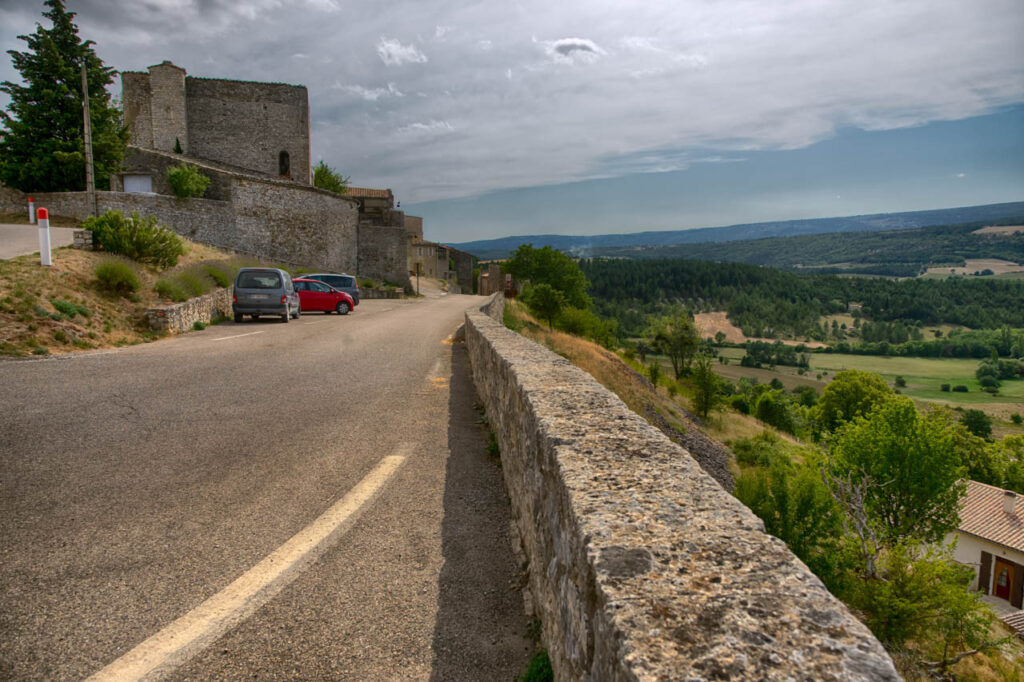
[232,267,300,323]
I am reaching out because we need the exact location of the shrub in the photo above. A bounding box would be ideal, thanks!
[359,278,375,289]
[50,299,79,318]
[167,163,210,198]
[731,394,751,414]
[894,375,907,388]
[95,260,141,294]
[1011,413,1023,425]
[154,278,190,302]
[952,385,969,393]
[940,383,951,392]
[647,361,661,384]
[192,320,207,331]
[520,650,553,682]
[203,262,232,288]
[84,210,185,267]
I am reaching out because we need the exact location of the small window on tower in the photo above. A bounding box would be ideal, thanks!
[279,151,290,178]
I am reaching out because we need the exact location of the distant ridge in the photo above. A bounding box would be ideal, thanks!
[452,201,1024,260]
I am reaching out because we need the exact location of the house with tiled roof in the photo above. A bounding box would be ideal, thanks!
[948,480,1024,610]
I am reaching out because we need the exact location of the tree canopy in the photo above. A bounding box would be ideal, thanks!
[828,396,966,547]
[312,160,349,194]
[814,369,893,434]
[0,0,127,192]
[503,244,590,309]
[644,305,699,379]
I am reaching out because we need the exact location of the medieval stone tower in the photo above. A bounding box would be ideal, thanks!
[121,61,312,184]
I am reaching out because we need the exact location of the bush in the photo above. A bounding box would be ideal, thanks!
[952,385,969,393]
[192,320,207,331]
[731,394,751,414]
[95,260,141,294]
[50,298,89,318]
[1011,413,1023,425]
[940,383,951,392]
[359,278,375,289]
[167,163,210,198]
[203,262,232,288]
[154,278,190,302]
[84,210,185,267]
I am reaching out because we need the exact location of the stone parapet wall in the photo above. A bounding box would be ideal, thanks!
[465,294,898,681]
[145,287,234,333]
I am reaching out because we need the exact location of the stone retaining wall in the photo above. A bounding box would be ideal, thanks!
[465,294,898,681]
[145,287,234,333]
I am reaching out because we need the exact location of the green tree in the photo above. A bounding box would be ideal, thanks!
[645,306,699,379]
[167,163,210,198]
[814,370,893,434]
[503,244,590,309]
[735,457,850,589]
[827,397,966,550]
[523,283,564,330]
[0,0,127,191]
[691,352,720,419]
[960,408,992,440]
[312,160,349,194]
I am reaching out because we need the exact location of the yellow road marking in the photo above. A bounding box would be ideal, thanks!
[87,450,410,681]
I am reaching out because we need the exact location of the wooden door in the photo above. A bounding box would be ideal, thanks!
[994,558,1013,601]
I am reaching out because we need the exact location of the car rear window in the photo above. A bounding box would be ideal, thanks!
[237,271,282,289]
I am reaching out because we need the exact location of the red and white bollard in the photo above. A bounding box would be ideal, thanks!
[28,196,35,224]
[37,207,51,266]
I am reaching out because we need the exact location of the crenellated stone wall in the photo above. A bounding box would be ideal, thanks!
[465,294,899,682]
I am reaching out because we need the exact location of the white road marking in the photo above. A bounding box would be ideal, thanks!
[86,449,411,682]
[302,319,329,325]
[211,331,265,342]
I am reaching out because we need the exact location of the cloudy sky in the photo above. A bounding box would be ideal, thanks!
[2,0,1023,243]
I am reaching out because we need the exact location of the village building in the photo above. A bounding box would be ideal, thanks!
[948,480,1024,633]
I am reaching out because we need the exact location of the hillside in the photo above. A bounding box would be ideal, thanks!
[453,201,1024,259]
[591,220,1024,276]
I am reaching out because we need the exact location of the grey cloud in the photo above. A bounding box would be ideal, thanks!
[2,0,1022,206]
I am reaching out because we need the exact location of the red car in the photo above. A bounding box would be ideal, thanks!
[292,278,355,315]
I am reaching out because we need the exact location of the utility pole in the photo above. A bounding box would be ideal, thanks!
[81,62,97,217]
[415,262,421,296]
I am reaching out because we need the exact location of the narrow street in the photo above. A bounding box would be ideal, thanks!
[0,293,531,680]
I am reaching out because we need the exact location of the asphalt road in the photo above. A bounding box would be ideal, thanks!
[0,293,532,680]
[0,223,77,259]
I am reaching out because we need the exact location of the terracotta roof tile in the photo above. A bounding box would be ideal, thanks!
[958,480,1024,553]
[1002,610,1024,637]
[346,187,393,199]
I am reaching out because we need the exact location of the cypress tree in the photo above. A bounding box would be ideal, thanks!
[0,0,127,192]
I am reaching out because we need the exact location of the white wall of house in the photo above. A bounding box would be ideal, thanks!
[946,531,1024,592]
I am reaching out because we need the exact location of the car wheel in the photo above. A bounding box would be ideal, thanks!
[234,312,243,323]
[336,302,350,315]
[281,307,290,323]
[252,314,260,321]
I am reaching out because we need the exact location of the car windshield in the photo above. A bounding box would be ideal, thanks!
[237,271,282,289]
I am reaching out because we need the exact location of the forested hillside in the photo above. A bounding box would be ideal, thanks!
[454,202,1024,260]
[588,220,1024,276]
[582,258,1024,339]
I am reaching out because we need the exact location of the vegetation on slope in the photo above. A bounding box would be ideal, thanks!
[587,219,1024,276]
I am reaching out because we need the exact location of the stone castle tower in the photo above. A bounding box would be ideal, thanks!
[121,61,312,184]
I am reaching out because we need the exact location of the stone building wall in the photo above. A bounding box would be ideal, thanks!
[358,224,413,289]
[121,71,154,149]
[449,247,476,291]
[232,178,358,273]
[149,62,189,154]
[404,215,423,240]
[113,147,235,201]
[186,77,310,183]
[465,294,899,682]
[121,62,311,183]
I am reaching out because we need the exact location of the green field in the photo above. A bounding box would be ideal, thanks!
[716,348,1024,408]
